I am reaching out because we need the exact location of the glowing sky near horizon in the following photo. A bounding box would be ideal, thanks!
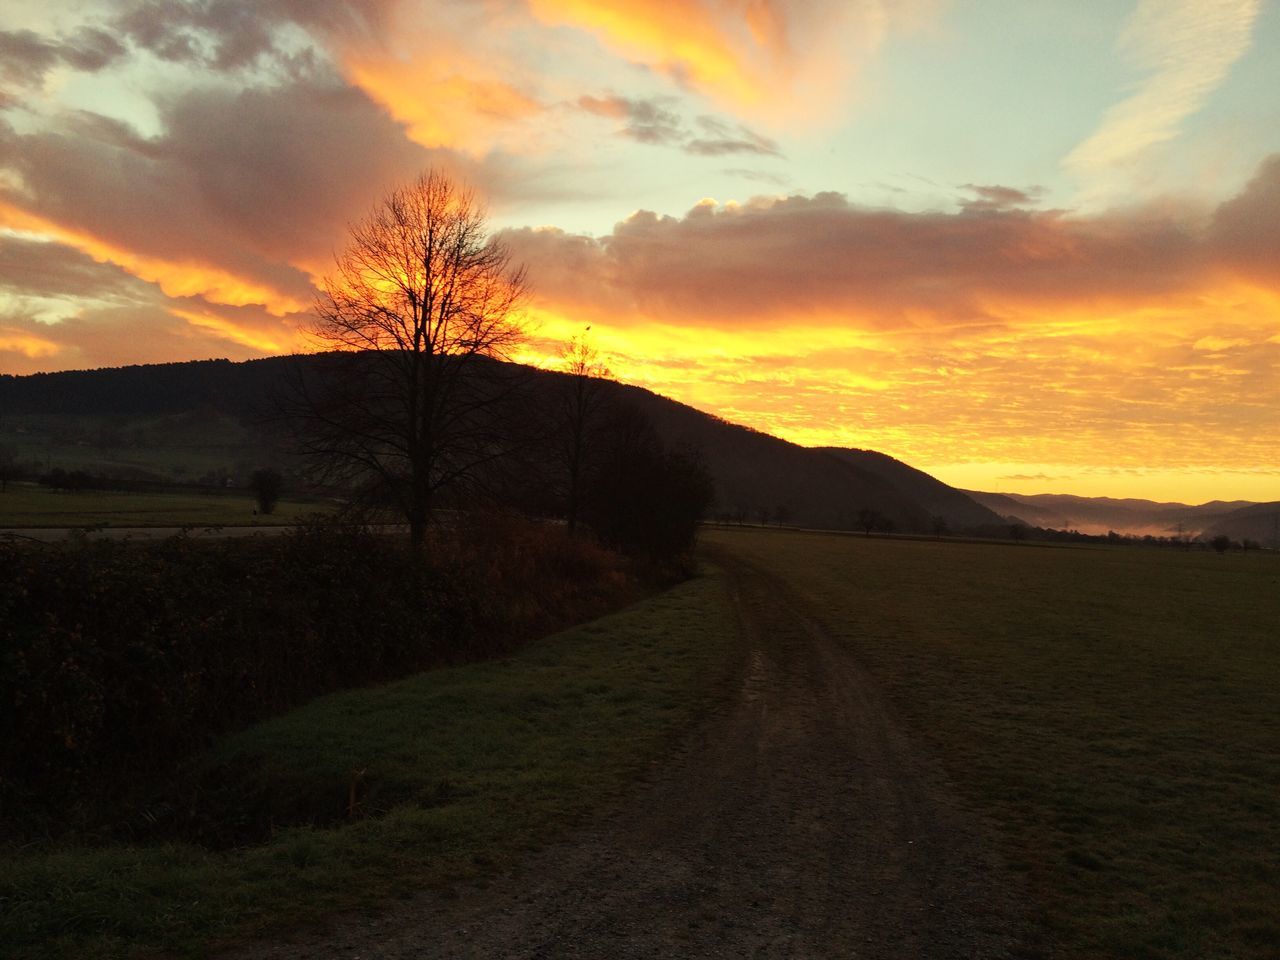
[1,0,1278,503]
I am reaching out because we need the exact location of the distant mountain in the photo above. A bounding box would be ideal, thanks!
[1203,501,1280,547]
[1,355,1001,534]
[966,490,1263,538]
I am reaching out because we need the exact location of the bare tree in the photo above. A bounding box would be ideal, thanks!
[558,329,612,535]
[295,171,528,548]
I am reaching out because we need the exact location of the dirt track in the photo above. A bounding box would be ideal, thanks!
[235,553,1026,959]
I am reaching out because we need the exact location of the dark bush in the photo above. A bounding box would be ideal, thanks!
[585,406,714,569]
[0,517,631,836]
[249,467,283,514]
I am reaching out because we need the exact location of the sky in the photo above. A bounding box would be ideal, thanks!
[0,0,1277,503]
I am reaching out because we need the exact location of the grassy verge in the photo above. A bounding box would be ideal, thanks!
[1,564,739,959]
[0,484,330,528]
[705,527,1279,960]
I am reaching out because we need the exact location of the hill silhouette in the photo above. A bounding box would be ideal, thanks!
[1,355,1008,534]
[965,490,1262,538]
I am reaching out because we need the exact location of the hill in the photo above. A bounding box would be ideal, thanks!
[819,448,1003,528]
[966,490,1260,538]
[1203,501,1280,548]
[1,355,1003,534]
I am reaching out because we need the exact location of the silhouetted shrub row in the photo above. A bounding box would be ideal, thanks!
[0,517,631,835]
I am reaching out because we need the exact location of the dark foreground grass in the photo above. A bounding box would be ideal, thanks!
[706,528,1279,960]
[0,485,329,528]
[1,565,738,959]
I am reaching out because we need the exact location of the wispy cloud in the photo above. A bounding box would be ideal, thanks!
[1065,0,1259,188]
[576,95,781,156]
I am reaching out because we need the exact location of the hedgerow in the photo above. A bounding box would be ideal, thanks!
[0,517,631,837]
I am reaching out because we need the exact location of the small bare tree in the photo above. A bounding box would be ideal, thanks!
[297,171,528,548]
[558,329,612,535]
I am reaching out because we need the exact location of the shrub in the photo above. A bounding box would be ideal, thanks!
[0,516,633,837]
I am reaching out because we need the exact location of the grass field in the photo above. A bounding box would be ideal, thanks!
[0,484,330,528]
[1,565,738,959]
[704,528,1279,960]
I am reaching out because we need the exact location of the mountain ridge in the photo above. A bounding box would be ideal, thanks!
[1,355,1003,534]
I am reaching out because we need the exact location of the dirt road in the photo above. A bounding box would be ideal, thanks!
[235,554,1026,959]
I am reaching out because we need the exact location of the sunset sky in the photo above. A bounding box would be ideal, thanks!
[1,0,1277,502]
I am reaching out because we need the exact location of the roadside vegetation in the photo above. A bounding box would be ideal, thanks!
[1,564,737,959]
[2,518,640,839]
[705,527,1279,960]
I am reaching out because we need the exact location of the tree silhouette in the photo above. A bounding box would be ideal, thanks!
[249,468,282,515]
[295,171,528,548]
[0,442,17,493]
[557,329,612,535]
[586,405,714,563]
[856,507,884,536]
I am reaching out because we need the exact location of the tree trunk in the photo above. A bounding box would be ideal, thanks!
[408,507,427,552]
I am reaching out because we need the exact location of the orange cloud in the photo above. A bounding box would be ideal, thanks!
[342,53,543,153]
[0,325,60,359]
[530,0,773,107]
[501,162,1280,500]
[527,0,900,120]
[0,203,309,316]
[166,307,298,354]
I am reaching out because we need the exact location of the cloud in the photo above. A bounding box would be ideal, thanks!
[685,116,780,156]
[0,27,126,89]
[576,95,781,155]
[107,0,394,72]
[529,0,923,121]
[0,77,504,313]
[502,180,1229,328]
[0,234,150,304]
[1065,0,1260,187]
[577,94,685,146]
[958,184,1043,215]
[0,301,292,375]
[1210,153,1280,284]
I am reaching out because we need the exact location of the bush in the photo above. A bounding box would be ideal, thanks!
[0,517,633,837]
[585,406,714,569]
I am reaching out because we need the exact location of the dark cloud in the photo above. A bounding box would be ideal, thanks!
[0,236,152,302]
[958,183,1043,215]
[0,28,126,89]
[1210,154,1280,283]
[577,94,684,146]
[498,162,1280,326]
[0,76,500,310]
[576,95,782,157]
[685,116,780,157]
[108,0,394,72]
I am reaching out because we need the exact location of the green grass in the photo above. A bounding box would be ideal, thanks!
[0,484,330,528]
[0,565,738,959]
[704,527,1280,960]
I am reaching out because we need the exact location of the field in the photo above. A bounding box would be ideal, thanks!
[4,528,1276,958]
[0,484,330,528]
[703,528,1279,959]
[1,565,738,959]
